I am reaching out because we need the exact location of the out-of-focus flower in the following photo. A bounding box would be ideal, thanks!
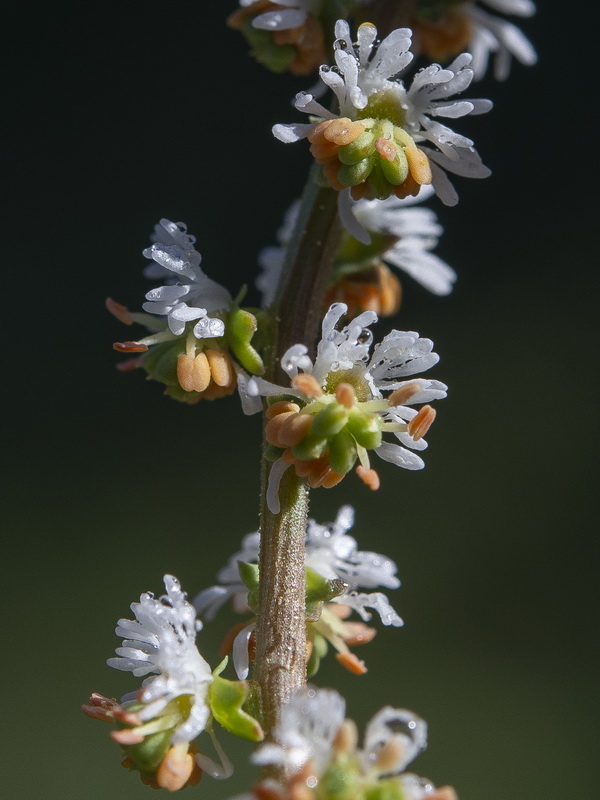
[245,303,446,510]
[231,686,457,800]
[194,506,403,677]
[274,20,491,205]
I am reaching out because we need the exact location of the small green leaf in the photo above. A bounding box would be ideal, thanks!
[208,676,264,742]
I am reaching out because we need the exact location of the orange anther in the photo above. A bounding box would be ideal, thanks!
[336,651,368,674]
[407,404,436,441]
[206,349,234,387]
[374,137,397,162]
[113,341,149,353]
[292,373,323,398]
[105,297,133,325]
[266,401,300,420]
[356,465,381,490]
[265,411,297,447]
[323,118,365,146]
[321,470,346,489]
[156,746,197,792]
[335,382,356,409]
[389,381,421,407]
[278,413,313,447]
[340,622,377,646]
[405,145,433,185]
[177,351,211,393]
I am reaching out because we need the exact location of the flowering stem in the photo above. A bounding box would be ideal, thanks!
[254,172,343,740]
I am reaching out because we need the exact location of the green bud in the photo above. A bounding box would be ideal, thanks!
[228,308,265,375]
[305,567,347,618]
[379,146,409,186]
[312,402,349,438]
[291,433,328,461]
[264,443,284,462]
[238,24,296,73]
[347,411,382,450]
[337,154,376,187]
[328,427,358,475]
[208,676,264,742]
[237,561,259,611]
[338,131,376,165]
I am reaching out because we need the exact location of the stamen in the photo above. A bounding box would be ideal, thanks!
[336,651,368,674]
[375,738,406,772]
[266,400,300,420]
[265,411,298,447]
[177,352,210,393]
[374,137,397,162]
[356,465,381,490]
[429,788,458,800]
[115,356,141,372]
[113,341,149,353]
[332,718,359,755]
[156,744,197,792]
[405,145,433,185]
[206,349,234,387]
[321,470,345,489]
[292,373,323,398]
[407,404,436,440]
[341,622,377,646]
[335,382,356,409]
[105,297,133,325]
[110,728,145,745]
[278,413,313,447]
[389,381,421,406]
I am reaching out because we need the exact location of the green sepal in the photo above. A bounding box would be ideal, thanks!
[338,130,376,165]
[208,676,264,742]
[291,433,328,461]
[364,779,406,800]
[124,729,172,776]
[141,338,184,386]
[305,566,348,619]
[264,443,285,462]
[212,656,229,677]
[227,308,265,375]
[163,383,202,405]
[347,410,382,450]
[329,427,358,475]
[311,402,348,438]
[237,561,259,612]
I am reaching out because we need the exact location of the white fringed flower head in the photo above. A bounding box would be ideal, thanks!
[194,506,403,679]
[142,219,231,339]
[242,686,456,800]
[108,575,213,745]
[273,19,491,206]
[247,303,446,511]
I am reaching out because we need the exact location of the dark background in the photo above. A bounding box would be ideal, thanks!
[3,2,598,798]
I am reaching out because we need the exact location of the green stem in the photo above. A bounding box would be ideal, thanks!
[253,170,343,741]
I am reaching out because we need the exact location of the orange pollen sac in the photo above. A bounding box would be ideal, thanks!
[292,373,323,398]
[177,350,237,399]
[405,145,433,185]
[326,263,402,318]
[265,410,309,447]
[308,117,365,148]
[335,382,357,409]
[355,465,381,491]
[105,297,133,325]
[407,404,436,441]
[266,400,300,420]
[336,651,368,675]
[113,341,149,353]
[156,746,202,792]
[340,621,377,646]
[374,137,397,162]
[389,381,421,406]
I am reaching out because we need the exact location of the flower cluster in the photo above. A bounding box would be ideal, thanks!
[83,576,262,791]
[245,302,446,511]
[231,686,457,800]
[274,20,491,205]
[107,219,264,409]
[195,506,403,677]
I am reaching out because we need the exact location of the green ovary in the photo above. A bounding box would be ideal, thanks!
[358,90,407,129]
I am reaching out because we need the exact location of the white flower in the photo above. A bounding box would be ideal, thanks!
[142,218,231,338]
[465,0,537,81]
[245,687,447,800]
[195,505,401,622]
[248,303,447,511]
[108,575,213,745]
[273,20,492,206]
